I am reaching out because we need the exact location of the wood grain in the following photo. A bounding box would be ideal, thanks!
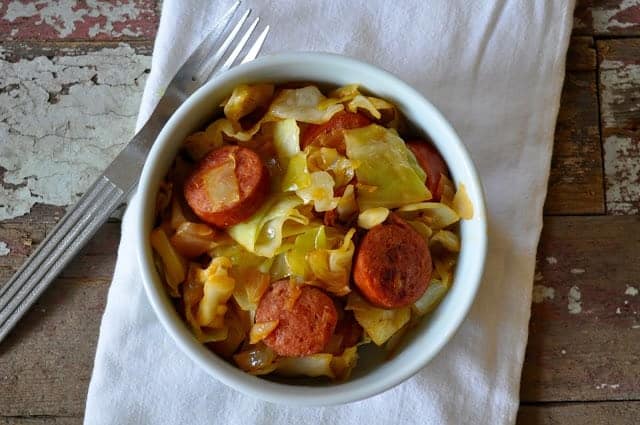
[0,418,79,425]
[597,39,640,215]
[574,0,640,36]
[521,216,640,402]
[517,401,640,425]
[0,0,159,41]
[566,36,597,72]
[544,71,604,215]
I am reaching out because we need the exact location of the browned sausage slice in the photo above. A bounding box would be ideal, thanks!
[407,141,448,201]
[184,145,269,227]
[353,216,432,309]
[255,280,338,357]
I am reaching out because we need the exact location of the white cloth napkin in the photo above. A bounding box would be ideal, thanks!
[85,1,575,423]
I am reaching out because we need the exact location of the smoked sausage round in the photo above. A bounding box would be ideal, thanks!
[184,145,269,227]
[255,280,338,357]
[353,216,432,309]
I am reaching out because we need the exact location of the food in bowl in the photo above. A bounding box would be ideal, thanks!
[150,82,473,381]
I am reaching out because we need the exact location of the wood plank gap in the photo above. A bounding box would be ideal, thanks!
[521,399,640,407]
[593,34,640,40]
[593,40,608,215]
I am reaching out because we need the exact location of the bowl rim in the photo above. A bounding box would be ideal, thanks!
[134,51,487,406]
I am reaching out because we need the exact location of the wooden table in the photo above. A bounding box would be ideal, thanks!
[0,1,638,423]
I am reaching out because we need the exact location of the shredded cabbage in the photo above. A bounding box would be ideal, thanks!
[412,279,448,316]
[307,228,356,296]
[430,229,461,252]
[397,202,460,229]
[346,292,411,346]
[336,184,358,221]
[357,207,389,229]
[183,119,226,160]
[452,183,474,219]
[275,354,335,378]
[296,171,339,212]
[223,83,274,129]
[344,124,430,209]
[306,146,357,188]
[227,194,309,258]
[150,227,186,296]
[272,118,300,168]
[269,86,344,124]
[195,257,235,329]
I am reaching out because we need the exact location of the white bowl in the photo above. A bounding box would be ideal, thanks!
[135,52,487,406]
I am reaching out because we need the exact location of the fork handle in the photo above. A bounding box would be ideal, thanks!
[0,176,126,342]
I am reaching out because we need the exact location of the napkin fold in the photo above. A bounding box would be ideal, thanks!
[85,1,575,424]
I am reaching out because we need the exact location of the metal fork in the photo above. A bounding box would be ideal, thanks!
[0,1,269,343]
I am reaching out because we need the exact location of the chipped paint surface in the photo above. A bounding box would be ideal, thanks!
[0,241,9,256]
[532,285,555,304]
[571,268,586,274]
[604,135,640,215]
[574,0,640,34]
[568,286,582,314]
[546,256,557,265]
[617,307,622,314]
[595,383,621,390]
[0,44,150,219]
[626,285,639,296]
[0,0,158,40]
[599,54,640,215]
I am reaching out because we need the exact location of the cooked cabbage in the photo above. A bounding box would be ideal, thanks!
[430,229,461,252]
[233,344,278,375]
[357,207,389,229]
[182,119,226,160]
[336,184,358,221]
[227,194,309,258]
[412,279,448,316]
[170,222,218,258]
[281,152,311,191]
[344,125,430,209]
[306,146,357,188]
[273,118,300,168]
[397,202,460,229]
[270,86,344,124]
[347,94,382,119]
[150,227,186,296]
[202,154,240,210]
[223,83,274,129]
[296,171,339,212]
[307,228,356,296]
[275,354,335,378]
[195,257,235,329]
[249,320,279,344]
[330,346,359,380]
[453,183,474,219]
[346,292,411,346]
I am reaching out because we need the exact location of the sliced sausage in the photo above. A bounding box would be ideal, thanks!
[406,141,448,201]
[301,111,371,152]
[184,145,269,227]
[353,215,432,309]
[255,280,338,357]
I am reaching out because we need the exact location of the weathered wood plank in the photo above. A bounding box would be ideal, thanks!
[517,401,640,425]
[574,0,640,36]
[0,0,159,41]
[566,36,596,72]
[0,42,150,221]
[0,417,80,425]
[521,216,640,402]
[597,39,640,215]
[0,277,109,416]
[544,71,604,215]
[0,221,120,284]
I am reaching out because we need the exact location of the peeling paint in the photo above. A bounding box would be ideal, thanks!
[534,271,543,281]
[2,0,154,39]
[560,349,566,355]
[546,256,557,265]
[592,0,640,32]
[616,307,622,314]
[603,135,640,215]
[568,286,582,314]
[570,268,585,274]
[625,285,638,296]
[595,383,620,390]
[0,241,9,256]
[0,44,150,219]
[532,285,555,304]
